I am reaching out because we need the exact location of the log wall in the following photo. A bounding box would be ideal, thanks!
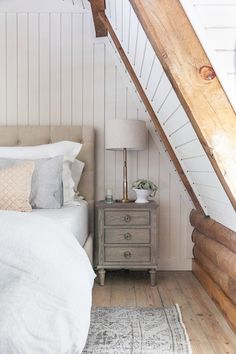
[190,210,236,332]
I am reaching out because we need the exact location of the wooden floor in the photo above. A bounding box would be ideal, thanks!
[93,270,236,354]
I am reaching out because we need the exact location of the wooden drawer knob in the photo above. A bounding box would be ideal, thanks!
[123,214,131,223]
[124,232,132,240]
[124,251,131,259]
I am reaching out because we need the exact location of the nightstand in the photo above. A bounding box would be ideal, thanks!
[95,201,158,286]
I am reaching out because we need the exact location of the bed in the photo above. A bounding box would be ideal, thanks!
[32,201,89,248]
[0,125,95,261]
[0,126,95,353]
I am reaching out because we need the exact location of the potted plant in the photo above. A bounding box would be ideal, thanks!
[131,179,158,203]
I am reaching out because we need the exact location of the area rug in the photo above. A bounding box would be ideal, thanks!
[82,305,192,354]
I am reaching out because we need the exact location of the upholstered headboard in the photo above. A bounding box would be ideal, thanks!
[0,125,95,229]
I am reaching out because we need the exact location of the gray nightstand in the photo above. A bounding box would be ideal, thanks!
[95,201,158,286]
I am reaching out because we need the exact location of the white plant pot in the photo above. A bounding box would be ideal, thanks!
[133,188,150,203]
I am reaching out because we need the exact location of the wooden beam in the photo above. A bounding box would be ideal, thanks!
[193,260,236,333]
[89,0,107,37]
[130,0,236,211]
[99,13,203,212]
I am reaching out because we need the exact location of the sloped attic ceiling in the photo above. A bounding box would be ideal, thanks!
[101,0,236,231]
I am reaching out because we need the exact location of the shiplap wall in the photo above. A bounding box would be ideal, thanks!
[180,0,236,113]
[0,0,195,270]
[106,0,236,232]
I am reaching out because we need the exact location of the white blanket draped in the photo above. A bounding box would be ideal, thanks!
[0,211,95,354]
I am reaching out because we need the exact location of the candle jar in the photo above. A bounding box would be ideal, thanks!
[105,189,114,204]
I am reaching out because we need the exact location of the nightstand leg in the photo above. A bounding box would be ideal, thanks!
[98,268,106,286]
[149,269,157,287]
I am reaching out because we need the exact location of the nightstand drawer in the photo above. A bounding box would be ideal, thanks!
[104,246,150,263]
[104,229,150,244]
[104,210,150,226]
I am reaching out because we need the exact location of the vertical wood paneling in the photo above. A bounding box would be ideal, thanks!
[170,175,181,267]
[104,48,116,199]
[94,43,105,201]
[137,134,149,180]
[0,14,6,124]
[114,0,123,40]
[158,154,171,261]
[61,13,72,125]
[50,13,61,125]
[17,13,28,125]
[0,0,88,13]
[82,13,93,126]
[6,13,17,125]
[148,133,160,189]
[0,5,196,270]
[28,13,39,125]
[71,13,83,125]
[121,0,130,51]
[114,68,128,199]
[39,14,50,125]
[181,195,192,268]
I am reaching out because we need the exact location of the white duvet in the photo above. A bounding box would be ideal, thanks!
[0,211,95,354]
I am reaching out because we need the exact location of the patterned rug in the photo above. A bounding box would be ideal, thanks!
[83,305,192,354]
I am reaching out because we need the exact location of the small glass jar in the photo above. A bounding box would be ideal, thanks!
[105,189,114,204]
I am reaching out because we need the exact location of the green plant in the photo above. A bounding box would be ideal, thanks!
[131,179,158,197]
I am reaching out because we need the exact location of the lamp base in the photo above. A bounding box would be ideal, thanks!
[116,199,135,203]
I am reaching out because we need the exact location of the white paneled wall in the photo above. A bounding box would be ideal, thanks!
[180,0,236,112]
[0,0,89,13]
[0,0,195,270]
[106,0,236,232]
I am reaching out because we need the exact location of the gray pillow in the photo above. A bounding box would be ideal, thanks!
[0,156,64,209]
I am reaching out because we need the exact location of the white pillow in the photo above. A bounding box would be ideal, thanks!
[0,141,81,161]
[0,141,82,204]
[71,159,85,191]
[63,160,85,202]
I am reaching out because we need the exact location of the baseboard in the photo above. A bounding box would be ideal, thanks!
[192,260,236,333]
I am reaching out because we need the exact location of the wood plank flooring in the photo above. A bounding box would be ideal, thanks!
[92,270,236,354]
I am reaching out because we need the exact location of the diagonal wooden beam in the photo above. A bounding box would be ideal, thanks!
[99,13,203,212]
[130,0,236,211]
[89,0,107,37]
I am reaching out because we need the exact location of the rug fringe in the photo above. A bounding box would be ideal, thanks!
[175,304,192,354]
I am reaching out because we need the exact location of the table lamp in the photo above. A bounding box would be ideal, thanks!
[106,119,147,202]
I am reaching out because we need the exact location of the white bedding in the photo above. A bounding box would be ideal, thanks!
[32,200,88,247]
[0,211,95,354]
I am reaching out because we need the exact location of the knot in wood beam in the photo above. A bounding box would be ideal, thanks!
[199,65,216,81]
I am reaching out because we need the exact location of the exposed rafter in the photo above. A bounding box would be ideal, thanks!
[99,13,203,212]
[129,0,236,211]
[89,0,107,37]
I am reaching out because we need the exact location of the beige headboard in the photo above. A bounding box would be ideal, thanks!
[0,125,95,230]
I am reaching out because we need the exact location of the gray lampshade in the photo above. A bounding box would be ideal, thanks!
[106,119,147,151]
